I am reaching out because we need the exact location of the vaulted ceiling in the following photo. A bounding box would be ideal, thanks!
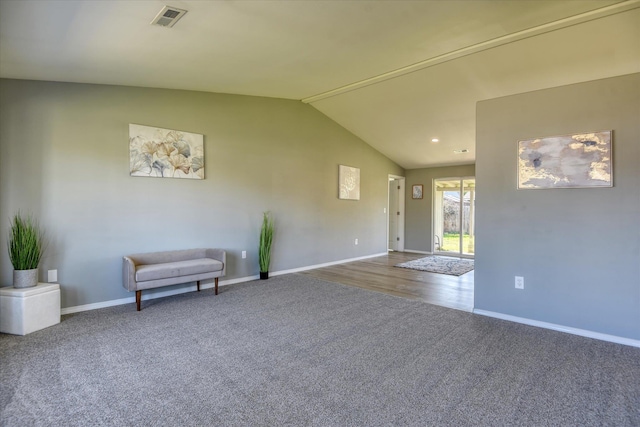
[1,0,638,169]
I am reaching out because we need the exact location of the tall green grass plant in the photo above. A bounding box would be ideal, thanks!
[8,212,45,270]
[259,212,274,273]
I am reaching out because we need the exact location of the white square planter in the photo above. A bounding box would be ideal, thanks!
[0,283,60,335]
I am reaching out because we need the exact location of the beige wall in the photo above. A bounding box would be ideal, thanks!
[404,165,476,252]
[0,79,404,308]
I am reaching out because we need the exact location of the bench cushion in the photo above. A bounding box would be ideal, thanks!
[135,258,224,282]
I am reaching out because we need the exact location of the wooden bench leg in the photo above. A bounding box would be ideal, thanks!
[136,290,141,311]
[215,277,218,295]
[197,280,201,292]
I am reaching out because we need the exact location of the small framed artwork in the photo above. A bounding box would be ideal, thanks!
[518,130,612,189]
[412,184,423,199]
[338,165,360,200]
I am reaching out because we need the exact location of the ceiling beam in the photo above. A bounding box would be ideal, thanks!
[301,0,640,104]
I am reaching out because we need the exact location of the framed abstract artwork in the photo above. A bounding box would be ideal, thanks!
[339,165,360,200]
[517,130,612,189]
[412,184,423,199]
[129,124,204,180]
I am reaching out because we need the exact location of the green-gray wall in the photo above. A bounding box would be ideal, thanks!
[405,165,475,253]
[475,73,639,340]
[0,79,404,309]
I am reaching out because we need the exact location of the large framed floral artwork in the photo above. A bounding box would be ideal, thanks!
[129,124,204,180]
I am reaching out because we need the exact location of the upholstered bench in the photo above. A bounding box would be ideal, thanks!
[122,248,226,311]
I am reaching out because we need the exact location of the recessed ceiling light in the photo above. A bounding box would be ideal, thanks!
[454,149,469,154]
[431,138,439,143]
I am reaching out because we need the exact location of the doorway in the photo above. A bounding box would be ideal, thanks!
[388,175,405,252]
[433,177,475,257]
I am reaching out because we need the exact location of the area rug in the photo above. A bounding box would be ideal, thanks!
[395,255,474,276]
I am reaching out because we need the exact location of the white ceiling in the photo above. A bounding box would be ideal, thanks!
[1,0,639,169]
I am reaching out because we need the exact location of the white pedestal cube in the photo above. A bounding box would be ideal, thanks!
[0,283,60,335]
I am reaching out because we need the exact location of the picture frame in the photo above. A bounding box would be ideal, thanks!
[517,130,612,189]
[129,124,204,180]
[412,184,423,199]
[338,165,360,200]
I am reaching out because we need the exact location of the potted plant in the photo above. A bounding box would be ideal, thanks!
[258,211,274,280]
[8,212,45,288]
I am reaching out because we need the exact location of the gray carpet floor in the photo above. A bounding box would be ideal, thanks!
[1,274,639,426]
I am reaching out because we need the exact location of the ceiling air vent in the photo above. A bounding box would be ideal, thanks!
[151,6,187,28]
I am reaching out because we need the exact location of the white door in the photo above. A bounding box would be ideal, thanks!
[388,179,399,250]
[388,176,405,251]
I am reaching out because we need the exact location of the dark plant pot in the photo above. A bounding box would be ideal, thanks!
[260,271,269,280]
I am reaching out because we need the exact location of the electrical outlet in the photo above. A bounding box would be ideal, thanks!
[515,276,524,289]
[48,269,58,283]
[242,251,246,259]
[355,238,358,245]
[383,207,387,214]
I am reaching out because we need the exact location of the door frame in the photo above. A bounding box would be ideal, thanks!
[387,175,405,252]
[432,176,475,258]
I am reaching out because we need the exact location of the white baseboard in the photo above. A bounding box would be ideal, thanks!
[60,280,234,315]
[402,249,432,255]
[270,252,387,276]
[61,296,135,315]
[61,252,388,315]
[473,309,640,348]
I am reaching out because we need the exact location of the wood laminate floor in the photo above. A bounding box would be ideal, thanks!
[300,252,474,312]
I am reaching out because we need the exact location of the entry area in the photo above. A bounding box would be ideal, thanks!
[301,252,474,312]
